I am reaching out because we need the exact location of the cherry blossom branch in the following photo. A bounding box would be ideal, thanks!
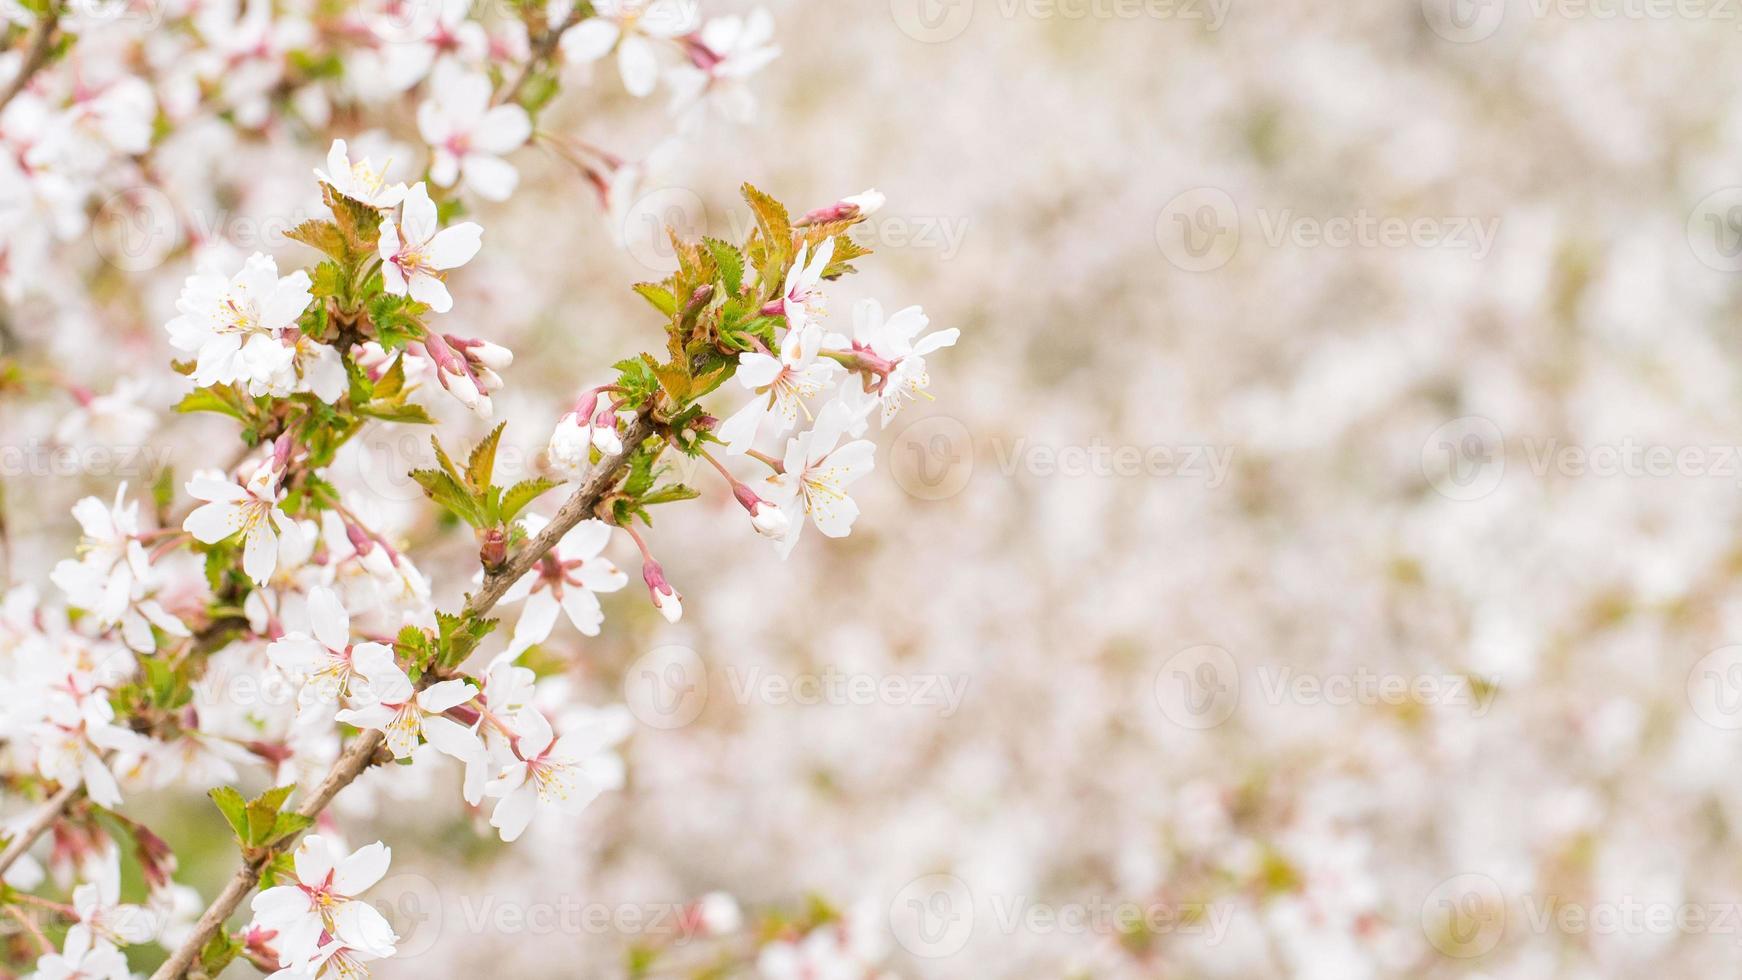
[148,414,655,980]
[497,0,594,107]
[0,780,81,879]
[0,6,59,114]
[4,904,52,955]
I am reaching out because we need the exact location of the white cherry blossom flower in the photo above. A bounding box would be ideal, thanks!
[716,324,841,455]
[264,333,348,404]
[269,586,392,715]
[666,8,779,125]
[484,706,627,842]
[777,237,833,332]
[761,401,876,559]
[379,182,482,313]
[51,483,189,653]
[499,517,628,654]
[314,138,407,208]
[416,61,531,201]
[560,0,695,98]
[54,379,155,450]
[264,936,387,979]
[183,462,294,587]
[336,657,482,761]
[27,929,131,980]
[248,836,398,968]
[68,848,155,948]
[165,253,313,392]
[33,696,148,809]
[833,297,959,428]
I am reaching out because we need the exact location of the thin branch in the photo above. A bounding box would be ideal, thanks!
[0,7,60,115]
[495,0,593,107]
[149,415,655,980]
[0,780,81,879]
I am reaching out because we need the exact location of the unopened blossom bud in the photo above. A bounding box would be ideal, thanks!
[591,405,624,456]
[800,188,885,225]
[643,560,683,623]
[131,824,178,891]
[548,412,591,473]
[480,527,508,570]
[842,188,885,216]
[733,482,789,539]
[425,335,492,418]
[465,338,514,371]
[345,521,374,557]
[272,432,294,471]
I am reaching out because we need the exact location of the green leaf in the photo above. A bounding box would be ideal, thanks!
[823,233,874,276]
[500,478,562,522]
[209,787,248,842]
[703,238,745,295]
[324,183,383,256]
[467,422,506,493]
[411,468,483,528]
[632,282,679,317]
[623,444,658,497]
[261,811,314,848]
[355,401,436,424]
[198,929,243,977]
[641,353,693,406]
[367,293,429,349]
[373,353,407,399]
[173,388,246,421]
[310,260,347,301]
[286,219,348,261]
[431,435,465,484]
[743,183,792,256]
[638,484,701,507]
[435,612,497,670]
[245,785,296,846]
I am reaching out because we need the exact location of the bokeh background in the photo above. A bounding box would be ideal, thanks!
[12,0,1742,976]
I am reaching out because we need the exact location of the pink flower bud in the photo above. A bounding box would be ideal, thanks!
[642,560,683,623]
[733,483,789,539]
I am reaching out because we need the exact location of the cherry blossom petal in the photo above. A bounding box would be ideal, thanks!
[509,590,561,653]
[471,105,531,154]
[331,841,391,894]
[560,18,619,61]
[460,152,519,202]
[424,222,482,269]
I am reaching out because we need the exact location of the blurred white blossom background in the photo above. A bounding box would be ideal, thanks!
[8,0,1742,976]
